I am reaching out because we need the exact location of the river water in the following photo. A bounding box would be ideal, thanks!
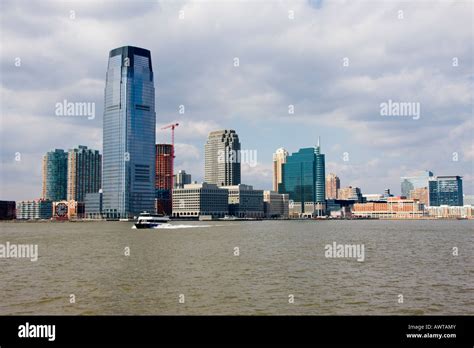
[0,220,472,315]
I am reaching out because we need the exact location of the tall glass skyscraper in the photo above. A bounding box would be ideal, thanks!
[42,149,68,201]
[279,141,325,214]
[102,46,156,218]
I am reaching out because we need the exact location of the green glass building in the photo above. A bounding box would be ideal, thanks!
[279,142,326,214]
[42,149,68,201]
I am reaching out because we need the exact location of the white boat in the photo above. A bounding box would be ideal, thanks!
[134,212,170,229]
[221,215,237,220]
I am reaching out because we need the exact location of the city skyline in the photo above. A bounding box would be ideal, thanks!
[31,132,467,214]
[1,1,473,201]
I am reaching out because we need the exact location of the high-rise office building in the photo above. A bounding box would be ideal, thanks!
[174,170,192,189]
[400,170,434,197]
[429,176,463,206]
[102,46,156,218]
[155,144,173,215]
[272,148,288,192]
[204,130,241,186]
[42,149,68,201]
[279,139,325,215]
[325,173,340,199]
[67,145,101,202]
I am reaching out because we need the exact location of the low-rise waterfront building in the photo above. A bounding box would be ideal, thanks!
[325,199,354,218]
[172,183,229,218]
[362,193,385,202]
[352,197,424,219]
[223,184,264,218]
[288,201,326,218]
[426,205,473,219]
[53,200,85,220]
[263,191,289,218]
[0,201,16,220]
[16,199,53,220]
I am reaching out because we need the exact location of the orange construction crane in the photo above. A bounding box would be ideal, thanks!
[160,123,179,191]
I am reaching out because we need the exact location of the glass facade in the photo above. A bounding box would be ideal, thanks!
[279,145,325,213]
[102,46,156,218]
[42,149,68,201]
[429,176,463,206]
[84,192,103,219]
[400,170,433,197]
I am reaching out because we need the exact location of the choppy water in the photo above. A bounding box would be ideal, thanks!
[0,220,472,315]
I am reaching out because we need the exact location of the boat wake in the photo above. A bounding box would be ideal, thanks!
[132,224,214,230]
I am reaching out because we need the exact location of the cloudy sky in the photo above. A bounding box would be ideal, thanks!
[1,0,473,201]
